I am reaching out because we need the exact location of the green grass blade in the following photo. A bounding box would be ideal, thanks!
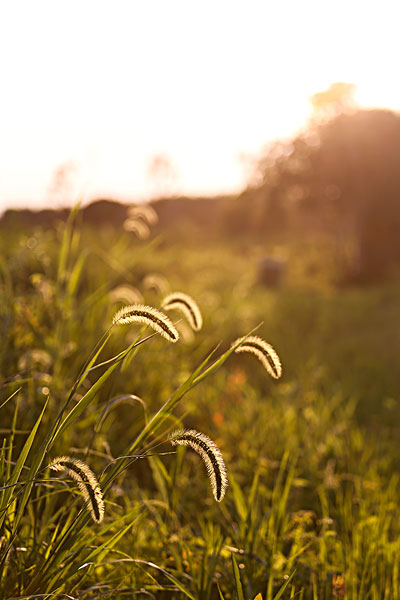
[229,470,248,522]
[134,559,196,600]
[273,570,296,600]
[0,387,21,411]
[231,553,245,600]
[3,398,48,535]
[8,398,47,488]
[57,202,81,287]
[217,582,226,600]
[66,248,88,299]
[52,359,121,445]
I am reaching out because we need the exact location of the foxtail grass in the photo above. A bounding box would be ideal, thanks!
[112,304,179,342]
[128,204,158,226]
[232,334,282,379]
[109,284,144,305]
[142,273,169,295]
[123,218,150,239]
[169,429,228,502]
[162,291,203,331]
[48,456,104,523]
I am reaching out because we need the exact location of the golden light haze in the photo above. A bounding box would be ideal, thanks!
[0,0,399,211]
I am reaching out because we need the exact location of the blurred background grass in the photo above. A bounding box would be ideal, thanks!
[1,198,400,597]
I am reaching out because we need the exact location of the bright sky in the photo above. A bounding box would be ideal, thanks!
[0,0,399,212]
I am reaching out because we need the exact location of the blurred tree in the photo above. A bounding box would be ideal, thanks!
[257,106,400,281]
[226,141,291,239]
[310,81,356,120]
[313,109,400,281]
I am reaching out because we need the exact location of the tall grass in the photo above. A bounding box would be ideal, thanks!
[1,209,400,598]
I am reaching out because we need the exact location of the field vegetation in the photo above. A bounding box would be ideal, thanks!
[1,202,400,600]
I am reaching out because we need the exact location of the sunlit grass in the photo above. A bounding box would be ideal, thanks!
[1,212,400,598]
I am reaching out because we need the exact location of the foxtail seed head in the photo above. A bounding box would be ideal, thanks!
[161,292,203,331]
[169,429,228,502]
[48,456,104,523]
[123,218,150,240]
[232,335,282,379]
[112,304,179,342]
[110,284,144,306]
[128,204,158,226]
[143,273,169,295]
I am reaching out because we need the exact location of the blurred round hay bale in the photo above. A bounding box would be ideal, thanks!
[257,257,286,287]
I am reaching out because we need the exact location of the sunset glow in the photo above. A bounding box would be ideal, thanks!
[0,0,399,211]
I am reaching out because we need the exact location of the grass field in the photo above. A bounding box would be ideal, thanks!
[1,208,400,599]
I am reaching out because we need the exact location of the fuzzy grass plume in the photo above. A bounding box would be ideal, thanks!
[169,429,228,502]
[110,284,144,305]
[48,456,104,523]
[162,291,203,331]
[143,273,169,295]
[128,204,158,226]
[232,334,282,379]
[112,304,179,342]
[123,218,150,240]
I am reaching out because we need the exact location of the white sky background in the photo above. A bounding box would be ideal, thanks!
[0,0,399,212]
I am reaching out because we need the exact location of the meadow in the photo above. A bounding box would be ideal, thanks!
[1,206,400,599]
